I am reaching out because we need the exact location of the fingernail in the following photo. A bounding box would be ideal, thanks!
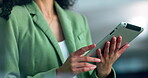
[91,66,96,69]
[89,44,96,47]
[107,41,110,44]
[97,48,101,51]
[127,44,130,47]
[94,44,96,47]
[113,36,116,39]
[96,59,101,62]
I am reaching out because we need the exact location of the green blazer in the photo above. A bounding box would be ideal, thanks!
[0,1,115,78]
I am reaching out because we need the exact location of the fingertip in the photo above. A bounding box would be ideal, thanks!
[96,48,100,53]
[122,43,130,50]
[93,65,97,68]
[106,41,110,44]
[113,36,117,39]
[89,44,96,48]
[93,44,97,47]
[93,65,97,67]
[97,48,99,51]
[126,44,130,47]
[95,58,101,62]
[98,48,101,52]
[112,36,115,39]
[106,41,110,46]
[118,35,122,38]
[118,36,122,41]
[91,65,97,69]
[124,43,130,47]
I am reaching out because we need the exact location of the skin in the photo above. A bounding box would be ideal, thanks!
[96,36,130,78]
[34,0,65,42]
[34,0,130,78]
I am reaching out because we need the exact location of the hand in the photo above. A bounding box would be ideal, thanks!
[57,44,101,78]
[96,36,130,78]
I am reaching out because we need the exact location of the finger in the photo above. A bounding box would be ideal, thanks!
[115,36,122,53]
[72,44,96,56]
[109,37,116,56]
[72,62,96,68]
[118,44,130,56]
[73,66,96,74]
[104,41,110,58]
[97,48,103,59]
[78,56,101,62]
[79,66,96,73]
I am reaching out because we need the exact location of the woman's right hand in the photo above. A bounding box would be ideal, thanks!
[56,44,101,78]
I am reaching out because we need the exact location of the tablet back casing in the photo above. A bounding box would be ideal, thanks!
[85,22,144,57]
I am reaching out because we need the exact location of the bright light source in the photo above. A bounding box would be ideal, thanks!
[129,16,148,38]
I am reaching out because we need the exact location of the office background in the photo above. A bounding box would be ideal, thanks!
[72,0,148,78]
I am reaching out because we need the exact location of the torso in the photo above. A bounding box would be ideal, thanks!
[0,2,92,77]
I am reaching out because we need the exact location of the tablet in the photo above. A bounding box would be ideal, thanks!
[84,22,144,57]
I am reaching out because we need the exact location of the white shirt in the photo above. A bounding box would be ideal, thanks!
[58,40,69,62]
[58,40,78,78]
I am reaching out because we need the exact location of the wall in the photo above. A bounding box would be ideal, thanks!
[72,0,148,77]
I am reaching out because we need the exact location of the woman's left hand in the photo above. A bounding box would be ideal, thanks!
[96,36,130,78]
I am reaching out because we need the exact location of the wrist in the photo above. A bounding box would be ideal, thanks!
[97,71,110,78]
[96,66,112,78]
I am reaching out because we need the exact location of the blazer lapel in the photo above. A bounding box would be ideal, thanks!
[25,1,65,64]
[55,2,77,54]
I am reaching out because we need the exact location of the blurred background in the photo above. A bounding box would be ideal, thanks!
[72,0,148,78]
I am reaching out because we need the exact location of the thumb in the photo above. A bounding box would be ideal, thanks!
[118,44,130,55]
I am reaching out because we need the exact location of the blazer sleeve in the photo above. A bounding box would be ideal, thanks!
[0,12,57,78]
[82,16,116,78]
